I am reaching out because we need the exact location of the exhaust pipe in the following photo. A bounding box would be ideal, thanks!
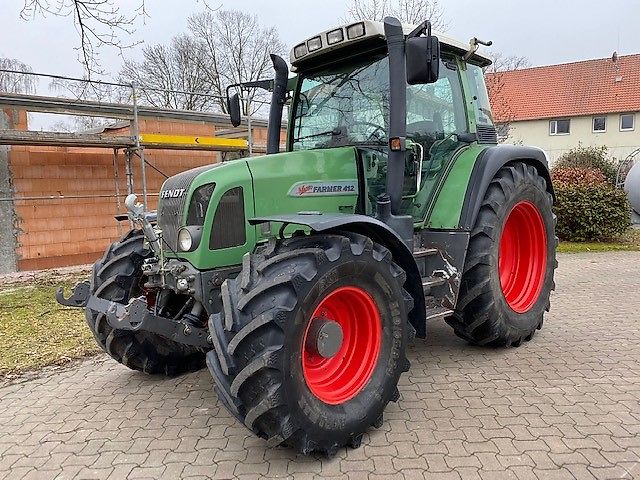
[266,54,289,154]
[374,17,414,250]
[383,17,407,215]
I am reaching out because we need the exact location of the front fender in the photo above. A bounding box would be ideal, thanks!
[249,213,426,337]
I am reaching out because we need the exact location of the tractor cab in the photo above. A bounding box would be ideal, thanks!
[229,19,495,228]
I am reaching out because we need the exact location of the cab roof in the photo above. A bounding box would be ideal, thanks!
[289,20,492,71]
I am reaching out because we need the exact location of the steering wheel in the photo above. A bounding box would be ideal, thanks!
[350,121,386,142]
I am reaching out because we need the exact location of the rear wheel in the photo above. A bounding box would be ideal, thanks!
[86,230,205,375]
[447,162,557,346]
[207,232,413,454]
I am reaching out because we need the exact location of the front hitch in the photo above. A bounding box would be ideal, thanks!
[56,281,91,307]
[56,283,212,349]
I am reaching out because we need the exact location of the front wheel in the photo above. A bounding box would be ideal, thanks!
[447,162,557,347]
[207,232,413,455]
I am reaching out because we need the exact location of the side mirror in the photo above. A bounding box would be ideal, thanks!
[406,35,440,85]
[227,92,241,127]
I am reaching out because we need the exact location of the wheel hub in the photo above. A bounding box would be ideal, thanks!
[305,317,344,359]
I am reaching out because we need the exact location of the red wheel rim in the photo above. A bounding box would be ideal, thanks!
[302,286,382,405]
[498,201,547,313]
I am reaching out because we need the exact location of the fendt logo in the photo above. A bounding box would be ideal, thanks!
[160,188,186,199]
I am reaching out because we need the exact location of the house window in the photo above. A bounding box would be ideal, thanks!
[549,119,570,135]
[620,114,635,131]
[592,116,606,132]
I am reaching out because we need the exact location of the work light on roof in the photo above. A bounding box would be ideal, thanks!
[327,28,344,45]
[307,36,323,52]
[346,22,366,39]
[294,43,308,59]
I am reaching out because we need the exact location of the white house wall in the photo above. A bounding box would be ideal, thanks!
[505,113,640,165]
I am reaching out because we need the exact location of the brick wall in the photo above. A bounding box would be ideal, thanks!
[6,114,270,271]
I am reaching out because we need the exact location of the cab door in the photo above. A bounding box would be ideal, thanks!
[400,56,468,222]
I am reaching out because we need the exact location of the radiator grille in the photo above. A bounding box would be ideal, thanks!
[209,187,246,250]
[158,165,215,251]
[476,124,498,144]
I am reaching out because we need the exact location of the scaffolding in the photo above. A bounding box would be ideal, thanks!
[0,69,273,209]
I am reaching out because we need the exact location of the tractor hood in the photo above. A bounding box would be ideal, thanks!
[248,146,359,219]
[158,147,359,270]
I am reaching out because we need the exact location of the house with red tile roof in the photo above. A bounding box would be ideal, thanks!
[486,53,640,163]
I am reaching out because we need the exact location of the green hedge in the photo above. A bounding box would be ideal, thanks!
[552,167,629,241]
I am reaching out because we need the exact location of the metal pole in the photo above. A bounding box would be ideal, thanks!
[125,149,133,196]
[0,193,159,202]
[112,148,123,235]
[131,83,148,208]
[246,94,253,157]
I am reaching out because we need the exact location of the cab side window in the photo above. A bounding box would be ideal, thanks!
[406,58,466,148]
[466,63,494,126]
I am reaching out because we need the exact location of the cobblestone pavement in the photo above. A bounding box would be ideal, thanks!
[2,252,640,480]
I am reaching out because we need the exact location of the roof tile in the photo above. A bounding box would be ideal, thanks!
[486,53,640,123]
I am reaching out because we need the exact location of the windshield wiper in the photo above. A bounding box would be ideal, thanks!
[295,127,343,142]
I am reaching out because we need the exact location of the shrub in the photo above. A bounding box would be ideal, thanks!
[552,166,630,241]
[554,145,618,184]
[551,167,606,186]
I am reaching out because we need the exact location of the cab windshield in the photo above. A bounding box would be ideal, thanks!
[291,53,467,152]
[292,54,390,151]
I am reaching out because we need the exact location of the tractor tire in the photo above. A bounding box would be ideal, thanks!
[206,232,413,455]
[86,229,206,375]
[447,162,557,347]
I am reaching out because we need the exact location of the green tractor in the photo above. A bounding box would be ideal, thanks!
[58,17,556,455]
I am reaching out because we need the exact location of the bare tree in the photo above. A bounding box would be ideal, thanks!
[20,0,145,77]
[116,9,285,115]
[346,0,448,30]
[484,52,530,142]
[346,0,390,21]
[394,0,446,26]
[0,58,37,94]
[485,52,530,73]
[119,34,218,111]
[188,9,286,115]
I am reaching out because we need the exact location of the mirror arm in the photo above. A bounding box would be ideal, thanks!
[407,19,431,39]
[226,79,274,97]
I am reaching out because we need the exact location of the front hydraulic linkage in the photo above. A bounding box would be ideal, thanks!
[57,282,212,349]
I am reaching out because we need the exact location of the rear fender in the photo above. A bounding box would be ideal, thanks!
[459,145,554,230]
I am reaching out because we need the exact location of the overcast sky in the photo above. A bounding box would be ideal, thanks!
[2,0,639,81]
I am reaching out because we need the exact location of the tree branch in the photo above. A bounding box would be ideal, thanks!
[20,0,145,77]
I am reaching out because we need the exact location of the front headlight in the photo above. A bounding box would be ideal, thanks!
[178,228,193,252]
[177,226,203,252]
